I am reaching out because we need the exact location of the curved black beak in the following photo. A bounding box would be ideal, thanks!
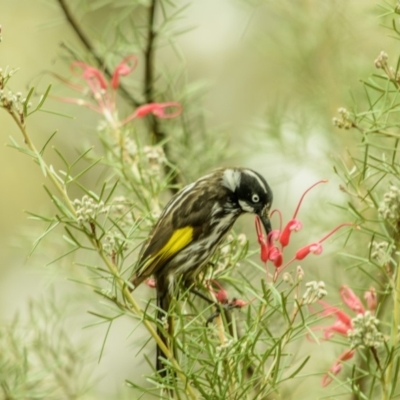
[259,206,272,235]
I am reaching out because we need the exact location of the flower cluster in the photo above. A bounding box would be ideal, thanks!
[314,285,384,386]
[102,231,128,258]
[143,145,167,177]
[56,55,182,129]
[369,240,391,265]
[374,51,388,69]
[302,281,328,304]
[0,71,32,124]
[108,196,135,228]
[332,107,353,130]
[348,311,384,349]
[73,195,109,225]
[0,65,17,89]
[255,180,352,281]
[372,50,400,83]
[378,185,400,230]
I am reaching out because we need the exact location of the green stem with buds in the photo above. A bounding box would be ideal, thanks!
[383,256,400,400]
[7,109,198,399]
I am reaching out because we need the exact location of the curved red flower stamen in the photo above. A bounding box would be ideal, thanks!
[279,180,327,247]
[292,180,328,221]
[269,209,282,232]
[295,223,352,261]
[111,55,138,89]
[121,102,183,125]
[135,102,182,119]
[70,61,108,90]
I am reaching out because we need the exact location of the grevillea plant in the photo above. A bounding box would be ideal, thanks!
[0,36,355,397]
[2,1,400,399]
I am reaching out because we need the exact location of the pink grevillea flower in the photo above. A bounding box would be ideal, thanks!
[364,287,377,314]
[255,216,270,262]
[110,55,138,89]
[316,301,354,339]
[294,223,353,261]
[313,285,377,386]
[121,102,182,125]
[145,278,156,288]
[207,280,253,309]
[208,280,229,304]
[314,285,366,340]
[340,285,365,314]
[230,298,251,308]
[55,56,182,128]
[255,180,353,281]
[321,349,356,387]
[255,218,282,267]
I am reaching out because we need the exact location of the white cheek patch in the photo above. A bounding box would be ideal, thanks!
[222,169,241,192]
[238,199,255,213]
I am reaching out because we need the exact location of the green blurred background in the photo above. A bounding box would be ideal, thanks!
[0,0,395,398]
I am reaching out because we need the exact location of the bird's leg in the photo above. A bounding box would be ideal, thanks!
[189,287,215,304]
[181,276,214,305]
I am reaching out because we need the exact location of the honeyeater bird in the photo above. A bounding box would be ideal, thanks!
[129,167,273,374]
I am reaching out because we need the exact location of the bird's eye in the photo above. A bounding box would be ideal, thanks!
[251,194,260,203]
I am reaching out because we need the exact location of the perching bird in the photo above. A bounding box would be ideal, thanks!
[129,167,273,375]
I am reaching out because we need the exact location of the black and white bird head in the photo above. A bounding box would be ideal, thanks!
[221,168,273,234]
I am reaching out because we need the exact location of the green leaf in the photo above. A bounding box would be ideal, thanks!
[23,87,35,117]
[29,84,52,115]
[39,130,58,156]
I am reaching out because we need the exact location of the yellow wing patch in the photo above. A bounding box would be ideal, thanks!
[158,227,194,260]
[135,226,194,283]
[135,226,193,278]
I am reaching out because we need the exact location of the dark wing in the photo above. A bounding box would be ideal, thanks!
[130,185,218,287]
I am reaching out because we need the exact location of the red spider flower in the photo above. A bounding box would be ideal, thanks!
[208,280,229,304]
[121,102,182,125]
[255,180,354,281]
[313,285,366,340]
[207,280,254,309]
[312,285,376,386]
[321,348,356,387]
[54,56,182,128]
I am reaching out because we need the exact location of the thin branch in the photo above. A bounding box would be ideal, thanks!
[143,0,163,147]
[143,0,180,192]
[144,0,157,104]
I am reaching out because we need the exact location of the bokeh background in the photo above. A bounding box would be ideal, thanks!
[0,0,396,398]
